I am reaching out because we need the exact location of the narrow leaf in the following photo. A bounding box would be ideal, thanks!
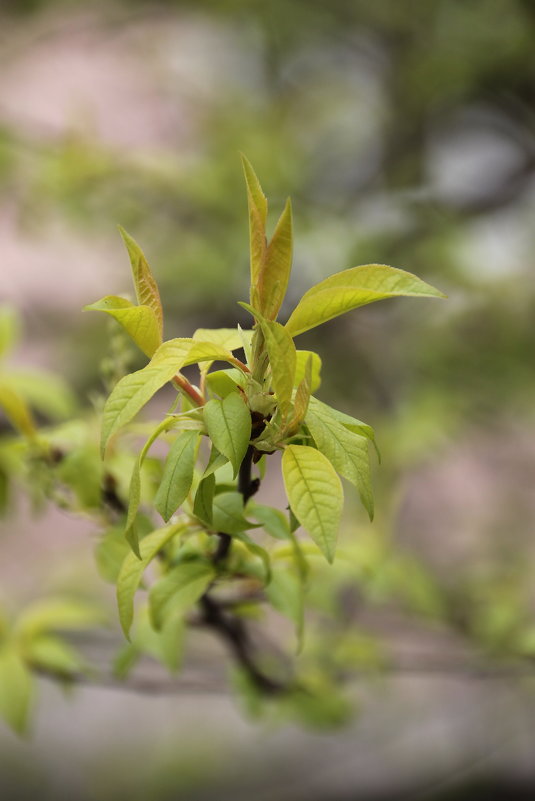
[295,350,322,392]
[116,522,187,638]
[241,155,268,304]
[203,393,251,478]
[118,227,163,338]
[286,264,446,336]
[262,197,293,320]
[281,445,343,563]
[84,296,161,357]
[154,430,199,521]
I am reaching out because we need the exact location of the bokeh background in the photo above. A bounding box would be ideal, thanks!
[1,1,535,799]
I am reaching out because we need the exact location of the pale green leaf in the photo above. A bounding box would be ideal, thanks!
[149,561,214,629]
[266,567,304,646]
[281,445,343,563]
[0,382,35,437]
[0,645,33,734]
[295,351,322,392]
[26,636,85,677]
[117,522,188,638]
[306,402,374,520]
[203,393,251,478]
[289,354,313,432]
[15,599,103,639]
[118,226,163,338]
[95,526,131,583]
[202,445,229,478]
[192,328,252,353]
[308,397,375,442]
[206,368,246,398]
[286,264,446,336]
[262,197,293,320]
[84,296,161,357]
[3,369,75,419]
[154,430,199,521]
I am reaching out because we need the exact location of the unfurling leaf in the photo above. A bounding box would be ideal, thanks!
[84,296,161,357]
[262,197,293,320]
[295,350,322,392]
[286,264,445,336]
[281,445,343,563]
[241,155,268,309]
[203,393,251,478]
[118,227,163,338]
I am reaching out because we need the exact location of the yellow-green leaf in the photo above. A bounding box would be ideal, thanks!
[306,402,374,520]
[0,307,20,359]
[286,264,446,336]
[101,338,238,454]
[295,351,322,392]
[117,522,188,638]
[149,561,214,629]
[281,445,343,563]
[84,296,161,357]
[241,155,268,306]
[118,227,163,338]
[262,197,293,320]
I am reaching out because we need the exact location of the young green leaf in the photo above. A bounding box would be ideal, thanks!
[305,403,374,520]
[84,296,161,357]
[286,264,446,336]
[288,354,313,432]
[118,226,163,338]
[206,368,246,399]
[117,521,188,638]
[192,327,252,353]
[281,445,343,563]
[15,599,103,639]
[25,636,86,678]
[149,561,214,630]
[241,155,268,309]
[247,501,290,540]
[154,430,199,522]
[262,197,293,320]
[266,566,304,648]
[295,350,322,392]
[308,396,375,442]
[101,338,239,454]
[203,393,251,478]
[0,644,33,734]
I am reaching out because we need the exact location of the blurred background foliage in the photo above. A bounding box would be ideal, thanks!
[1,0,535,798]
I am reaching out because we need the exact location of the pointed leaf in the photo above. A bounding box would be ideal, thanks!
[308,396,376,445]
[306,402,374,520]
[241,155,268,306]
[16,599,103,638]
[118,227,163,338]
[117,522,188,638]
[262,197,293,320]
[247,501,290,540]
[154,430,199,522]
[281,445,343,563]
[84,296,161,357]
[203,393,251,478]
[286,264,446,336]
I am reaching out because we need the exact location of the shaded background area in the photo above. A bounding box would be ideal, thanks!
[1,0,535,798]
